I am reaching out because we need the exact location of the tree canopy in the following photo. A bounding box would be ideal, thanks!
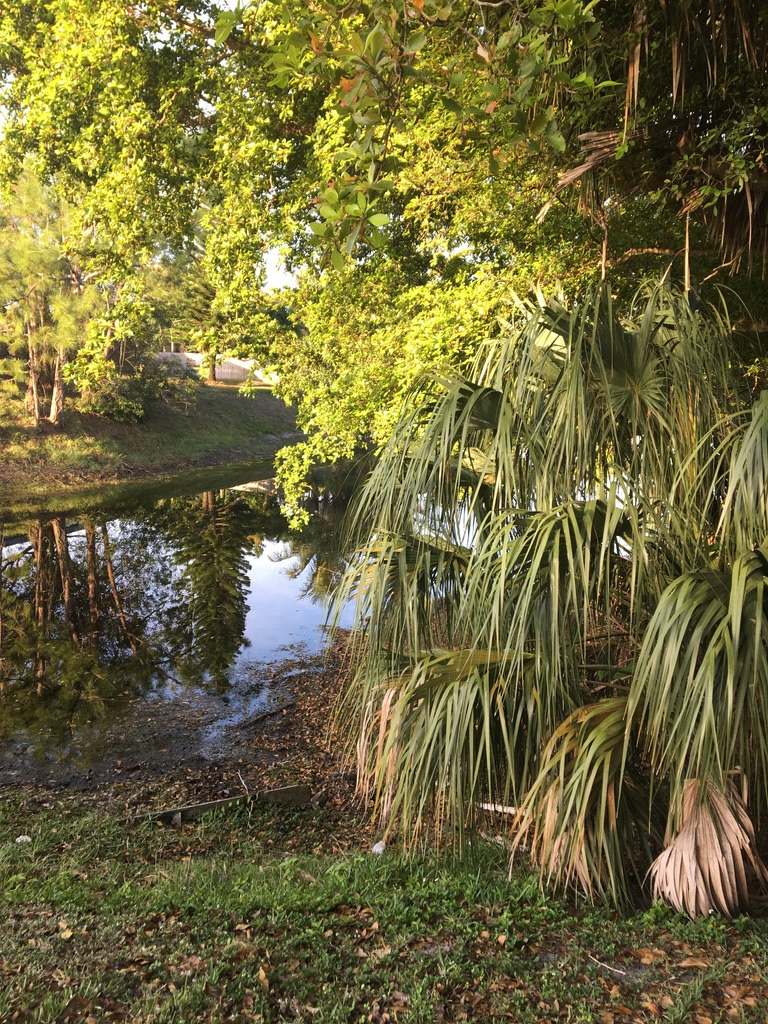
[3,1,766,269]
[1,0,767,481]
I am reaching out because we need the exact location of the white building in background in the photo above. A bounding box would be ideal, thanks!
[155,351,279,385]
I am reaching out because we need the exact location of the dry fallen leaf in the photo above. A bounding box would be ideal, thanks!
[258,966,268,991]
[634,947,665,964]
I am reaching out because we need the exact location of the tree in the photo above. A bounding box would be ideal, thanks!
[271,261,517,519]
[262,0,768,276]
[3,1,766,486]
[332,282,768,916]
[0,163,101,425]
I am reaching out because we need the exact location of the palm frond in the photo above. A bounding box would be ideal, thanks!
[352,648,535,839]
[649,775,768,918]
[629,544,768,802]
[718,390,768,555]
[510,697,657,907]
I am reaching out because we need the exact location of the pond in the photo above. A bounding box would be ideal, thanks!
[0,464,354,787]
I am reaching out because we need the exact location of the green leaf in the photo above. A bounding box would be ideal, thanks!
[544,122,566,153]
[214,12,238,45]
[331,248,345,271]
[367,212,389,227]
[440,95,463,115]
[365,26,386,57]
[318,204,338,220]
[404,32,428,54]
[309,221,327,236]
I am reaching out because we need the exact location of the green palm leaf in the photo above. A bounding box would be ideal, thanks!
[510,697,659,907]
[629,543,768,802]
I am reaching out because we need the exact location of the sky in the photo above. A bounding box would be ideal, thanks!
[264,247,297,290]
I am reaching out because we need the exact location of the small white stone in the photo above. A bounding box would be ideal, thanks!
[15,835,32,844]
[371,840,386,855]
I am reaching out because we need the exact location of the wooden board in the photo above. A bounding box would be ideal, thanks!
[146,783,313,824]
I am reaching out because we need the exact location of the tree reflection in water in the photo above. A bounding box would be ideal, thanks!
[148,489,269,691]
[0,482,317,754]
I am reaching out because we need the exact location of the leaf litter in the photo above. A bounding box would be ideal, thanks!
[1,647,767,1021]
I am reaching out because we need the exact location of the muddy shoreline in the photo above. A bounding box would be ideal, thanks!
[0,648,364,825]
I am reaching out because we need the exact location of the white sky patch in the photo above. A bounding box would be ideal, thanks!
[264,247,297,290]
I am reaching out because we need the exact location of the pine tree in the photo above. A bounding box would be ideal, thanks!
[0,163,98,426]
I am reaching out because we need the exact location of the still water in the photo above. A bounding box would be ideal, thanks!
[0,465,351,776]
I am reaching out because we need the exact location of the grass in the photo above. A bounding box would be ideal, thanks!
[1,795,767,1023]
[0,383,298,507]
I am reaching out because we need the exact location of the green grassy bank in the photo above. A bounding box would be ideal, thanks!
[0,384,299,505]
[1,796,768,1023]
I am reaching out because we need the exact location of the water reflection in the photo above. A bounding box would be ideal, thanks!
[0,472,350,764]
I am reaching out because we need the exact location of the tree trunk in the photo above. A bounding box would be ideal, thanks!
[203,350,217,381]
[26,341,42,426]
[0,523,4,663]
[101,523,139,653]
[30,522,54,693]
[52,516,78,641]
[84,520,100,644]
[48,349,65,427]
[31,523,54,631]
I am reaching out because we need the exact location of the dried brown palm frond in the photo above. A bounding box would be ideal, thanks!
[537,121,698,225]
[355,681,400,821]
[540,122,768,275]
[688,185,768,278]
[649,775,768,918]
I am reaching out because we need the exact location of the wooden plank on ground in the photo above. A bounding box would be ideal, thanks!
[145,783,312,824]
